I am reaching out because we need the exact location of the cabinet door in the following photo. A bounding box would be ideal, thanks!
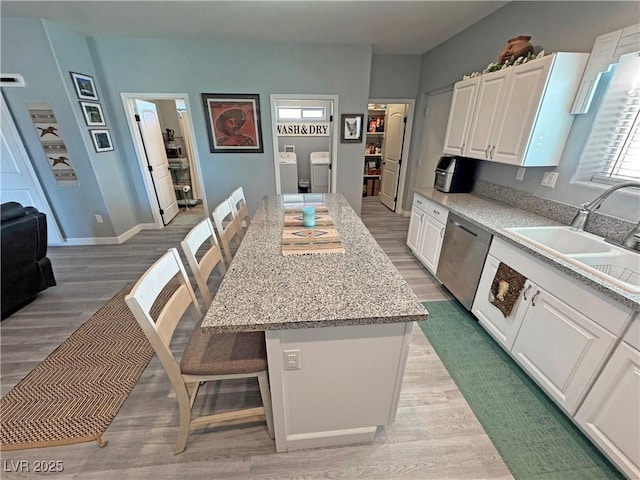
[442,78,478,155]
[575,341,640,479]
[407,208,423,253]
[491,56,553,165]
[471,254,533,350]
[511,287,617,414]
[417,217,445,275]
[466,70,509,159]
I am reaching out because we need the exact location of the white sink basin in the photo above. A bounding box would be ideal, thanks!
[505,226,640,293]
[505,226,612,254]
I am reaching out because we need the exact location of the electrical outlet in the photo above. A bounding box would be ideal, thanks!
[515,167,526,181]
[95,214,104,224]
[283,349,300,370]
[541,171,559,188]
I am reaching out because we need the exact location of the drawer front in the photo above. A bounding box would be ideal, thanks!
[412,193,427,212]
[424,199,448,222]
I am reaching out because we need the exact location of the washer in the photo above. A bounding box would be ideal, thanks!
[278,152,298,193]
[310,151,330,193]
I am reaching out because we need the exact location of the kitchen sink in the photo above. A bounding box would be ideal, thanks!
[505,226,640,293]
[505,226,612,254]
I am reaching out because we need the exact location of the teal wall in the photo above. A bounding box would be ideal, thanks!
[1,18,115,239]
[1,18,378,242]
[369,54,421,99]
[408,1,640,219]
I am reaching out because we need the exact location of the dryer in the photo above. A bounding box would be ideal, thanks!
[310,151,330,193]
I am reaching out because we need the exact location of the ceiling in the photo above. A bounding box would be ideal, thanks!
[1,1,509,55]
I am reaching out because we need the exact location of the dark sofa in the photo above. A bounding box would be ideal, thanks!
[1,202,56,319]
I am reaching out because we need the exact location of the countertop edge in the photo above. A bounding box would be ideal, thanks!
[202,313,428,333]
[413,188,640,311]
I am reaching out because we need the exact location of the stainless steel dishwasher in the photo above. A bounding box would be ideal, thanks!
[436,213,492,310]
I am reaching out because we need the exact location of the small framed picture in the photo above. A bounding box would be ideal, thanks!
[80,101,106,126]
[70,72,99,101]
[340,113,364,143]
[90,129,113,152]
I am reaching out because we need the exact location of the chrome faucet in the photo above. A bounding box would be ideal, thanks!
[570,181,640,232]
[622,220,640,251]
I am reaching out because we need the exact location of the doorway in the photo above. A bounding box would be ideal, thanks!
[270,95,338,194]
[415,87,453,191]
[364,99,415,213]
[121,93,206,228]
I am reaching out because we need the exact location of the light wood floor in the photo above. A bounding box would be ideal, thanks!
[0,197,512,479]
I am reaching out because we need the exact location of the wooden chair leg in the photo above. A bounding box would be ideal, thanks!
[174,389,194,454]
[258,371,275,439]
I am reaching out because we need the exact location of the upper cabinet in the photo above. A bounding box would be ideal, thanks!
[443,53,589,167]
[442,77,479,155]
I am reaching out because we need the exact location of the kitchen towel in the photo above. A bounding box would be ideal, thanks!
[489,262,527,317]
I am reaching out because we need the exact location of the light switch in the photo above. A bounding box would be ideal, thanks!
[541,171,559,188]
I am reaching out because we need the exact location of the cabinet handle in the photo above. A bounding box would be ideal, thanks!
[522,284,532,301]
[460,143,465,154]
[485,145,490,158]
[432,209,439,215]
[490,145,495,159]
[440,226,445,238]
[531,290,540,306]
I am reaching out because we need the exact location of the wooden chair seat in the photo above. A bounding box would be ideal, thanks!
[181,327,267,375]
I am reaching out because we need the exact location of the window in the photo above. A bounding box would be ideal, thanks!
[580,53,640,183]
[277,106,326,121]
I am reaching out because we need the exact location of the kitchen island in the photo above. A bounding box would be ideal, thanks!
[202,193,427,452]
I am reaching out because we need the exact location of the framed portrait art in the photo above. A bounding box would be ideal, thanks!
[80,101,106,126]
[340,114,364,143]
[89,129,113,152]
[70,72,99,101]
[201,93,263,153]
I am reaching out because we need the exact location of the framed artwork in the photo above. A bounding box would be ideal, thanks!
[89,129,113,152]
[340,113,364,143]
[80,101,106,126]
[201,93,263,153]
[70,72,99,101]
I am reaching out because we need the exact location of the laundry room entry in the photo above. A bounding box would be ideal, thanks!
[270,96,336,194]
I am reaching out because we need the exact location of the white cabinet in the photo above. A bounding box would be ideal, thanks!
[442,77,479,155]
[510,285,616,414]
[575,320,640,480]
[445,52,588,166]
[465,69,509,160]
[406,193,448,276]
[472,254,533,350]
[472,237,631,415]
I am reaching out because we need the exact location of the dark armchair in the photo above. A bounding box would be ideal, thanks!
[1,202,56,319]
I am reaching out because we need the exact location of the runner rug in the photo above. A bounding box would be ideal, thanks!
[282,206,345,256]
[0,283,173,451]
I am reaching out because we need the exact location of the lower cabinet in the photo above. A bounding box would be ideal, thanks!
[406,193,448,276]
[472,237,636,475]
[509,285,616,414]
[575,321,640,480]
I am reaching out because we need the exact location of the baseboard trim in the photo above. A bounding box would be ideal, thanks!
[285,426,377,451]
[53,223,158,246]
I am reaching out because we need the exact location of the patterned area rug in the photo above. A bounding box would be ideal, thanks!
[419,300,623,480]
[0,284,172,451]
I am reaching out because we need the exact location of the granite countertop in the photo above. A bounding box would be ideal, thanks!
[413,187,640,310]
[202,193,428,333]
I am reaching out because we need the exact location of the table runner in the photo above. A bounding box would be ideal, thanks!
[282,207,345,256]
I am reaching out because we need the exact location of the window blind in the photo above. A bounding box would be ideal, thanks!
[581,52,640,183]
